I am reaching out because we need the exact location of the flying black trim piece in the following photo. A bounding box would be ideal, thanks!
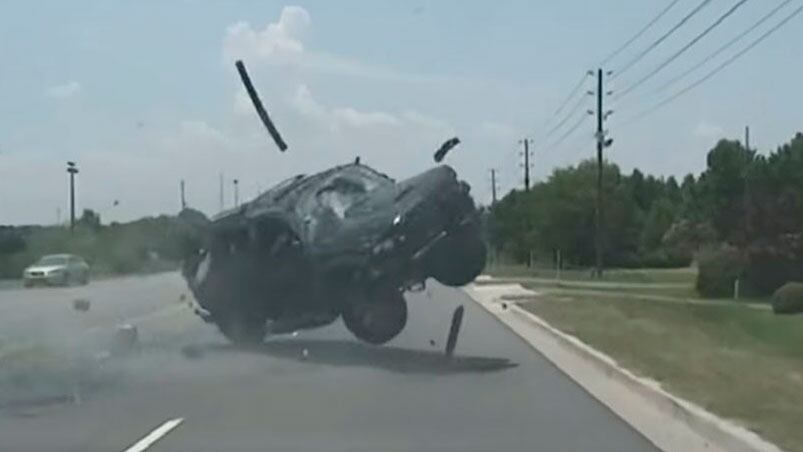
[434,137,460,163]
[235,60,288,152]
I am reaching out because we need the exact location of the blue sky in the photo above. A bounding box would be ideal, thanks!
[1,0,801,224]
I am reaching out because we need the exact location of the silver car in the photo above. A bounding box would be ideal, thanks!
[23,254,90,287]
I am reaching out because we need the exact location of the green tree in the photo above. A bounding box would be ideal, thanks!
[697,139,754,243]
[639,198,677,253]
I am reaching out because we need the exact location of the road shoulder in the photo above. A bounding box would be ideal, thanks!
[463,282,783,452]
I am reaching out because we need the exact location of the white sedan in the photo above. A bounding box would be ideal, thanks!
[23,254,90,287]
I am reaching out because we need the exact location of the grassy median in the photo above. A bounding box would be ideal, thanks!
[521,293,803,452]
[486,264,697,285]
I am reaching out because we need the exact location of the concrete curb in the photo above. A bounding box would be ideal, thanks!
[464,283,783,452]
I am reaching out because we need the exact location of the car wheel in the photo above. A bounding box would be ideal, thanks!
[427,231,487,287]
[342,290,407,345]
[214,311,267,346]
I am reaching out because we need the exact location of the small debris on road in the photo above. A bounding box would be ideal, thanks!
[179,293,187,302]
[501,302,508,310]
[429,339,436,346]
[110,324,138,356]
[72,298,90,312]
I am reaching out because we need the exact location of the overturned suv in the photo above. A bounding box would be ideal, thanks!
[179,161,486,346]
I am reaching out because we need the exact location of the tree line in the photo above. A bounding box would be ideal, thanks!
[0,210,189,279]
[487,132,803,297]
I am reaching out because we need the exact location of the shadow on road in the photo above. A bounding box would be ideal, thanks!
[186,339,518,375]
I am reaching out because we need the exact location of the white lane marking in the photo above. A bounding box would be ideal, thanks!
[123,417,184,452]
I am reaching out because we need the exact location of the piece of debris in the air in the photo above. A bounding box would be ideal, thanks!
[501,302,508,310]
[301,348,309,360]
[235,59,288,152]
[292,331,299,338]
[110,324,138,356]
[434,137,460,163]
[72,298,90,312]
[445,305,465,357]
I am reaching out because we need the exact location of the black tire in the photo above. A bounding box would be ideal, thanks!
[342,291,407,345]
[428,232,486,287]
[214,311,267,345]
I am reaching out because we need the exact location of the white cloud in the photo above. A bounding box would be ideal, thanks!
[290,84,400,129]
[694,121,725,139]
[45,81,81,99]
[291,84,327,119]
[221,7,468,87]
[332,108,400,128]
[401,110,452,131]
[222,6,310,65]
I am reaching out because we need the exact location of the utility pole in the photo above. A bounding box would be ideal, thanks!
[594,68,614,278]
[745,126,750,151]
[233,178,239,208]
[66,161,79,231]
[219,172,224,211]
[180,179,186,210]
[490,169,498,205]
[519,138,534,191]
[743,125,752,242]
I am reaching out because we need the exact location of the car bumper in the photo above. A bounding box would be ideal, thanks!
[23,274,66,286]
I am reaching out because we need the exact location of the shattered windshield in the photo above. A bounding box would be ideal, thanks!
[2,2,802,452]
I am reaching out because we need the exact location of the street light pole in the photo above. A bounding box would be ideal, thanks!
[180,179,187,210]
[66,161,79,231]
[233,179,239,208]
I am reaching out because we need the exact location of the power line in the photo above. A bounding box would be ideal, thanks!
[616,0,750,100]
[613,0,714,80]
[547,112,590,150]
[552,72,591,117]
[624,3,803,125]
[654,0,794,93]
[544,91,589,139]
[601,0,682,65]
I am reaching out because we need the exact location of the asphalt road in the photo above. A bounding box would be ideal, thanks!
[0,273,657,451]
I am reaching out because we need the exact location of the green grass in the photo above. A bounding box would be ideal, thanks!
[486,263,697,285]
[522,293,803,452]
[524,281,699,299]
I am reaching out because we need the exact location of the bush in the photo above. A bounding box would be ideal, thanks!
[772,282,803,314]
[744,234,803,295]
[696,245,746,298]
